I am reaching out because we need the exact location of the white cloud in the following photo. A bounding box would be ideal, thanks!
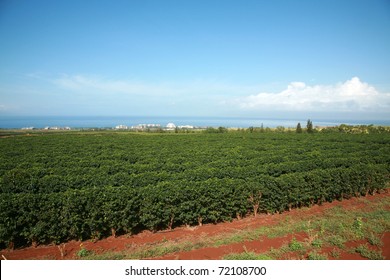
[50,74,254,115]
[235,77,390,113]
[49,75,390,117]
[54,75,176,96]
[53,74,259,98]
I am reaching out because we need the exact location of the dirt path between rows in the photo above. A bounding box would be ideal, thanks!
[2,191,389,260]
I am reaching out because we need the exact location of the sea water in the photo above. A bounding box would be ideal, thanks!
[0,116,389,129]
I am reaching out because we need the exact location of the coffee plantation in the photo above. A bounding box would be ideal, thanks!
[0,130,389,248]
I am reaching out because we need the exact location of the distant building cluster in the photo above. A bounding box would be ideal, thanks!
[21,126,71,130]
[132,124,162,130]
[115,124,161,130]
[43,126,71,130]
[20,123,196,131]
[115,124,130,129]
[114,123,196,131]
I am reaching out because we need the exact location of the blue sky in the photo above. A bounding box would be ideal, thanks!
[0,0,389,120]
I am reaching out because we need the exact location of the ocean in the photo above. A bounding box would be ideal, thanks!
[0,116,389,129]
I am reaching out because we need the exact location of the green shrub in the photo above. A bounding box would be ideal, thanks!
[355,245,384,260]
[77,248,91,258]
[223,252,272,260]
[307,251,328,260]
[289,238,304,251]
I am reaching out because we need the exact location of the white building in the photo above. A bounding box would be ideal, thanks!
[178,125,194,129]
[131,124,161,130]
[115,124,128,129]
[165,123,176,130]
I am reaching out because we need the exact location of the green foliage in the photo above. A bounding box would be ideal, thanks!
[321,124,390,134]
[288,238,304,251]
[204,127,227,133]
[307,251,328,260]
[223,251,272,260]
[77,247,91,258]
[330,248,341,259]
[306,119,314,133]
[296,122,302,133]
[355,244,384,260]
[353,217,364,239]
[367,233,383,246]
[311,239,323,248]
[0,131,389,248]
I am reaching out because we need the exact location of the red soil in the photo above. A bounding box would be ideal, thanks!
[1,191,389,260]
[381,232,390,258]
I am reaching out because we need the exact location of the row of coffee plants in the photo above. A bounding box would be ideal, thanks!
[0,164,387,248]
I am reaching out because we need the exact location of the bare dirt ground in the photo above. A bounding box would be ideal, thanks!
[2,192,389,260]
